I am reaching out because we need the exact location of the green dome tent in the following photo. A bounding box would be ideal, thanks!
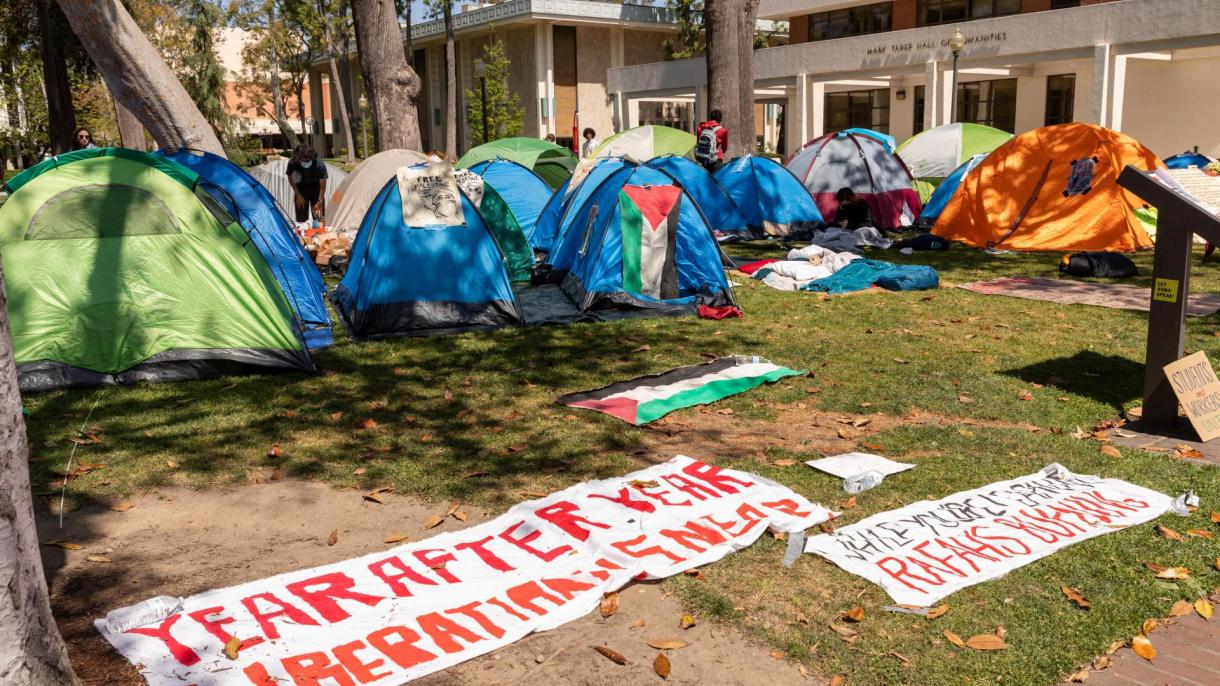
[457,137,576,189]
[591,125,696,161]
[0,148,313,391]
[897,123,1012,202]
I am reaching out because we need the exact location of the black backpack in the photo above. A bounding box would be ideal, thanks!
[1059,252,1138,278]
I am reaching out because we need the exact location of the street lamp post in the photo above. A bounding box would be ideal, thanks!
[358,94,368,159]
[948,28,966,124]
[473,58,489,144]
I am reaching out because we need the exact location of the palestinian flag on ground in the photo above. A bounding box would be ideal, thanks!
[620,184,681,301]
[557,356,803,425]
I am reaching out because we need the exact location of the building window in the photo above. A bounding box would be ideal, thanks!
[808,2,893,42]
[1044,74,1075,126]
[917,0,1020,27]
[1051,0,1082,8]
[913,85,926,134]
[825,88,891,134]
[956,78,1017,132]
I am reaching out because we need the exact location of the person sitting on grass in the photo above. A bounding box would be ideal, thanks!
[834,187,873,231]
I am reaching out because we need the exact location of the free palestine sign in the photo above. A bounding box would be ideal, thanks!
[1164,350,1220,441]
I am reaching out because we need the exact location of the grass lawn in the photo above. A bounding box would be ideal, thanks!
[22,242,1220,686]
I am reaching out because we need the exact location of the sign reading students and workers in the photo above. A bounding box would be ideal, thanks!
[97,456,834,685]
[1164,350,1220,442]
[805,465,1171,606]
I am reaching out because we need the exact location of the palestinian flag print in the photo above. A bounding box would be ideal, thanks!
[620,184,681,301]
[557,356,803,425]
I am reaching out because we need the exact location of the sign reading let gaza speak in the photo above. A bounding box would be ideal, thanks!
[1164,350,1220,442]
[97,456,834,685]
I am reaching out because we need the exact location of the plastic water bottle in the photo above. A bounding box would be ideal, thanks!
[104,596,183,635]
[843,470,884,494]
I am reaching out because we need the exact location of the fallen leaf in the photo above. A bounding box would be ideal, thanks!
[1157,525,1184,541]
[965,634,1007,650]
[452,510,468,522]
[1062,586,1092,610]
[926,604,949,619]
[769,648,784,660]
[630,619,646,630]
[329,411,344,421]
[647,638,687,649]
[384,533,410,544]
[1067,669,1089,683]
[1100,444,1122,458]
[679,614,696,630]
[326,530,338,546]
[1142,618,1158,635]
[1169,600,1194,617]
[1155,567,1191,580]
[593,645,627,665]
[1017,390,1033,401]
[1196,597,1214,620]
[840,496,857,510]
[1093,654,1113,670]
[836,426,854,440]
[1186,529,1215,539]
[267,444,282,458]
[1132,633,1156,661]
[943,629,965,647]
[891,650,912,667]
[359,418,378,429]
[830,677,844,686]
[45,541,83,550]
[773,459,796,467]
[599,592,619,618]
[108,502,134,512]
[224,636,241,660]
[424,514,443,529]
[363,487,393,504]
[843,606,865,623]
[654,652,671,679]
[830,623,859,642]
[1211,511,1220,524]
[85,554,111,563]
[165,460,179,469]
[958,394,973,404]
[443,389,455,402]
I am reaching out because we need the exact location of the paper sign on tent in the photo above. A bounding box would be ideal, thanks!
[1163,350,1220,442]
[805,452,915,479]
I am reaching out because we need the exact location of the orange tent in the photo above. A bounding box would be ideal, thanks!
[933,123,1160,252]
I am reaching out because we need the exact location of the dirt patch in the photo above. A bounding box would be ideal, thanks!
[39,479,817,685]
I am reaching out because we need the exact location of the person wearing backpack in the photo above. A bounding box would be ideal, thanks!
[695,109,729,172]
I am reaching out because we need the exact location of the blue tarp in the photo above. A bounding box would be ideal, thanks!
[915,154,986,230]
[643,155,748,233]
[715,156,824,236]
[156,149,333,348]
[333,172,521,338]
[842,128,896,153]
[1164,151,1212,169]
[467,158,554,250]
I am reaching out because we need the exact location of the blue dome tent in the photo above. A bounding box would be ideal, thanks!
[548,164,735,313]
[714,156,824,237]
[333,164,523,338]
[642,155,748,234]
[156,149,333,348]
[535,158,636,257]
[466,158,555,252]
[1164,151,1212,169]
[915,153,987,230]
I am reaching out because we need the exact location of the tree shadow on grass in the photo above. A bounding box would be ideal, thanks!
[1002,349,1143,413]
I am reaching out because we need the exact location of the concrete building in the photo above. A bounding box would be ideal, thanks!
[307,0,686,157]
[608,0,1220,159]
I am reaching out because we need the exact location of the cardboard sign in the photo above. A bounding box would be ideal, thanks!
[1164,350,1220,441]
[804,464,1170,606]
[397,162,465,228]
[97,456,834,685]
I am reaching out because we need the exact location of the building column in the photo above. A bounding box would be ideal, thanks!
[534,23,548,136]
[694,86,708,125]
[611,91,624,133]
[627,98,640,128]
[923,60,941,130]
[544,24,555,137]
[787,73,808,151]
[308,68,326,155]
[810,80,825,138]
[938,63,955,127]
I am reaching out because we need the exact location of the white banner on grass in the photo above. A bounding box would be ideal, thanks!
[97,456,834,685]
[804,464,1172,606]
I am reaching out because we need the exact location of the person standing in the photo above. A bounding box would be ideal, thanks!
[580,128,599,159]
[73,128,98,150]
[694,109,728,172]
[286,143,328,225]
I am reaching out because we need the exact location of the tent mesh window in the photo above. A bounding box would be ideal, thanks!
[194,185,238,227]
[26,184,182,240]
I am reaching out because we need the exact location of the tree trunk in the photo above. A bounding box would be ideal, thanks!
[0,263,79,685]
[0,49,22,168]
[327,55,356,163]
[443,0,456,160]
[55,0,224,156]
[404,1,413,69]
[350,0,421,152]
[703,0,754,158]
[269,4,300,150]
[113,99,147,150]
[38,0,77,155]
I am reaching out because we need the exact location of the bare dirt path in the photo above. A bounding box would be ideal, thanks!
[39,479,818,685]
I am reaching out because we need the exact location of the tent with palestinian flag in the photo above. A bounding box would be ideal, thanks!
[558,356,803,425]
[548,164,735,314]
